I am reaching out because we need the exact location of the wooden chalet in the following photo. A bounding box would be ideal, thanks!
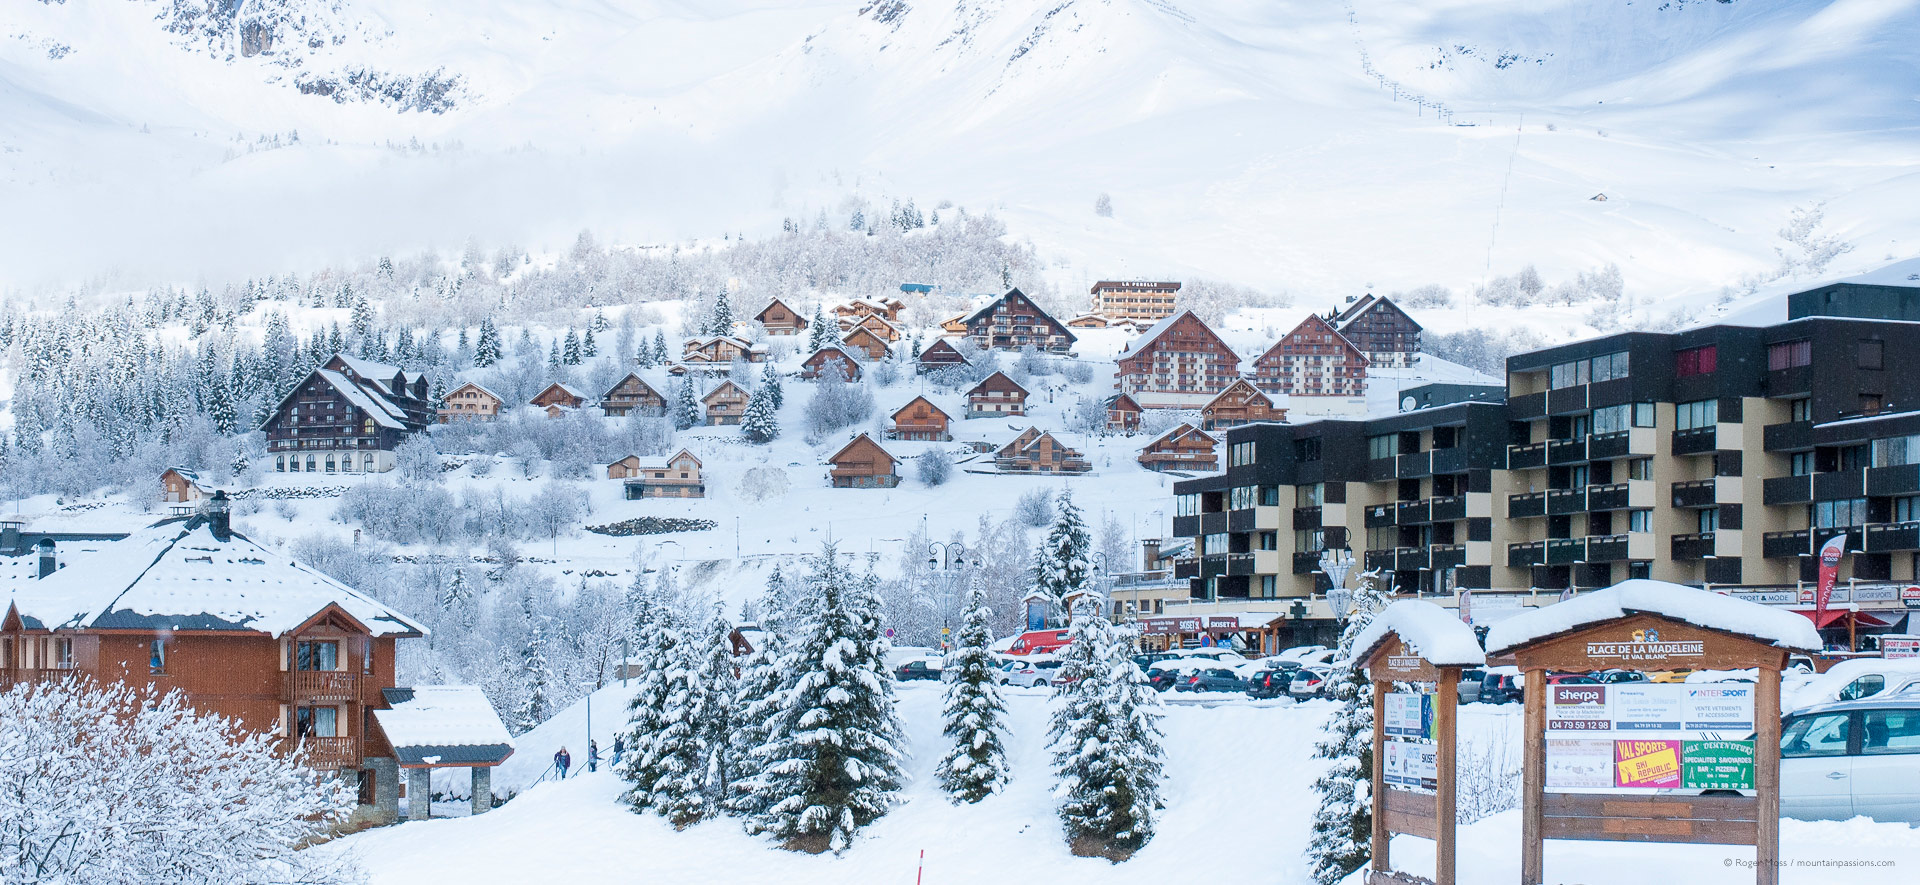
[681,335,768,365]
[600,373,666,417]
[843,312,903,343]
[159,467,209,504]
[833,297,904,324]
[609,449,705,498]
[802,345,863,381]
[888,396,953,442]
[965,371,1029,418]
[1251,314,1368,398]
[939,313,970,334]
[263,354,433,475]
[438,381,504,423]
[1201,379,1286,431]
[1137,423,1218,472]
[1329,294,1421,369]
[1089,280,1181,322]
[1068,314,1111,329]
[702,380,750,425]
[917,338,969,373]
[1112,309,1240,408]
[530,382,588,417]
[994,428,1091,475]
[0,496,497,826]
[842,326,893,361]
[754,297,809,336]
[827,434,901,488]
[1106,393,1143,432]
[960,289,1077,353]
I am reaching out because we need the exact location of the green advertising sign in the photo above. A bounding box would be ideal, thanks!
[1680,740,1755,790]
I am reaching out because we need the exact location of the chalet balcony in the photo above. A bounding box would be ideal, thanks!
[1764,420,1813,452]
[1508,491,1547,519]
[1671,532,1716,561]
[1671,479,1718,509]
[1672,426,1718,456]
[1546,488,1587,516]
[1865,522,1920,553]
[0,665,80,689]
[1763,475,1812,506]
[1546,537,1584,566]
[285,670,361,704]
[1508,540,1547,568]
[1429,495,1467,523]
[290,735,364,771]
[1364,504,1397,529]
[1507,441,1547,470]
[1547,438,1589,466]
[1762,530,1812,559]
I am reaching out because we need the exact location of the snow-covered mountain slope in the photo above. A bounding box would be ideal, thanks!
[4,0,1916,316]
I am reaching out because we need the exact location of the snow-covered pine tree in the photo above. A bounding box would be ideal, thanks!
[746,543,905,853]
[618,579,680,810]
[760,360,784,409]
[350,295,375,339]
[673,377,702,430]
[1048,599,1164,859]
[563,328,582,365]
[513,598,556,735]
[741,387,779,443]
[474,318,502,367]
[708,294,734,336]
[695,600,738,812]
[652,330,670,365]
[727,572,791,820]
[807,304,829,352]
[1031,488,1093,620]
[548,340,562,371]
[638,607,709,827]
[583,326,598,358]
[937,575,1010,803]
[1306,568,1395,885]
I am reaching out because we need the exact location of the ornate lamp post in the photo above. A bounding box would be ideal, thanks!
[1320,547,1356,621]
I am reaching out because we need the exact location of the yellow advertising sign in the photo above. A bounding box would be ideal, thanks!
[1613,739,1682,788]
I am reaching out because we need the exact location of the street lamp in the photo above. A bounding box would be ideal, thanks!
[927,541,968,571]
[1320,547,1356,621]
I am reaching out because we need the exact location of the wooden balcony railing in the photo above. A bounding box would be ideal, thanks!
[290,735,364,771]
[285,670,361,703]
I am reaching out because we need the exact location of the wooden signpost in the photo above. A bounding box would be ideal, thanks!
[1484,581,1822,885]
[1355,601,1485,885]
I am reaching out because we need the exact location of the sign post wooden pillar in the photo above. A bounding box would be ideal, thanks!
[1521,666,1546,885]
[1755,665,1782,885]
[1434,667,1459,885]
[1370,682,1389,877]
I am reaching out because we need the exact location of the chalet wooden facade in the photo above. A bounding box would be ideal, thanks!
[939,313,970,334]
[1137,423,1218,472]
[0,498,461,827]
[682,335,768,365]
[1089,280,1181,322]
[965,371,1029,418]
[754,298,808,336]
[995,428,1091,474]
[1068,313,1111,329]
[802,345,863,381]
[827,434,900,488]
[834,297,904,324]
[1112,309,1240,408]
[530,382,588,417]
[702,380,750,425]
[439,382,504,423]
[1251,315,1368,398]
[1201,379,1286,430]
[1329,294,1421,369]
[960,289,1077,353]
[841,326,893,361]
[609,450,705,498]
[263,354,433,475]
[159,467,208,504]
[917,338,968,373]
[600,374,666,417]
[1106,393,1143,432]
[845,312,902,343]
[888,396,953,441]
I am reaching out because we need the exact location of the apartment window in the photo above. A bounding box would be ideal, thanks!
[1202,533,1228,555]
[1230,486,1259,510]
[1790,452,1814,477]
[1628,511,1651,533]
[1895,496,1920,523]
[1569,465,1591,489]
[1871,435,1920,468]
[1861,394,1884,416]
[1259,575,1278,598]
[1295,529,1326,553]
[1814,498,1868,529]
[1675,345,1717,378]
[275,456,286,472]
[1296,484,1325,508]
[1633,403,1656,427]
[1859,340,1885,370]
[1570,414,1592,438]
[1676,399,1718,430]
[1697,508,1719,534]
[1294,438,1322,462]
[1591,351,1630,383]
[1230,441,1257,467]
[147,638,165,673]
[1550,361,1580,389]
[1258,531,1278,550]
[1260,486,1281,506]
[1593,405,1631,434]
[1176,494,1200,517]
[1628,562,1652,580]
[1628,459,1653,481]
[1366,526,1396,551]
[1837,445,1868,472]
[1768,339,1813,370]
[1368,434,1396,461]
[1790,398,1813,422]
[295,706,339,739]
[296,640,340,672]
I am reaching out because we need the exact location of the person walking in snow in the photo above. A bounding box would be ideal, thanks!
[612,735,625,766]
[555,746,571,779]
[588,739,600,773]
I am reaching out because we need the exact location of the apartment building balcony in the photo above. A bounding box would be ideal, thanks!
[285,670,361,704]
[1199,512,1229,535]
[1547,386,1589,415]
[1292,551,1322,575]
[1173,557,1199,580]
[1396,499,1432,525]
[1670,532,1717,560]
[1365,457,1398,483]
[1226,552,1257,576]
[1508,491,1547,519]
[1546,537,1585,566]
[1200,554,1229,578]
[1368,547,1432,572]
[1867,464,1920,497]
[1763,420,1814,452]
[1671,479,1719,509]
[1587,429,1657,461]
[1672,426,1719,457]
[1865,522,1920,553]
[1292,506,1322,530]
[1430,447,1469,475]
[1172,515,1200,537]
[1508,441,1547,470]
[1365,504,1397,529]
[1430,544,1467,572]
[1508,540,1546,568]
[1762,530,1812,559]
[1764,475,1813,506]
[1430,495,1468,523]
[1586,480,1654,511]
[1509,391,1547,421]
[1364,548,1394,572]
[1546,488,1587,516]
[1547,437,1589,466]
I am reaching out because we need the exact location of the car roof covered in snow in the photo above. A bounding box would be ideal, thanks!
[1353,600,1487,668]
[1485,579,1821,654]
[375,686,515,767]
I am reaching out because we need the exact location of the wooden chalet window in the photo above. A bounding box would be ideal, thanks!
[295,706,338,738]
[296,640,340,671]
[147,637,165,673]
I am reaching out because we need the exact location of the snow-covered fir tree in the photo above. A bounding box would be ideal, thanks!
[582,326,598,358]
[636,605,709,827]
[937,575,1010,803]
[511,596,556,736]
[759,360,784,409]
[707,294,734,336]
[1048,597,1164,859]
[673,377,702,430]
[726,572,792,821]
[618,574,678,808]
[807,303,829,351]
[1031,489,1094,620]
[562,328,582,365]
[652,330,670,364]
[743,544,905,853]
[741,387,779,443]
[695,600,738,811]
[1306,569,1395,885]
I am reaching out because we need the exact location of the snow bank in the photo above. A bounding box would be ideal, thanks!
[1353,600,1486,668]
[1485,580,1821,654]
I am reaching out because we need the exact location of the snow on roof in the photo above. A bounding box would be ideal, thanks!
[1484,579,1822,654]
[373,685,515,767]
[317,369,406,429]
[449,380,504,402]
[332,354,411,387]
[1353,600,1486,668]
[1120,308,1204,355]
[1815,408,1920,429]
[24,519,428,637]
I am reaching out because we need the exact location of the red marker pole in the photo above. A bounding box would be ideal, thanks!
[916,849,924,885]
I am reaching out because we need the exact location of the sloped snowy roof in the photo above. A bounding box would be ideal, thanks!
[18,519,427,637]
[317,369,406,429]
[1353,600,1486,668]
[332,354,413,388]
[448,380,504,402]
[1484,579,1821,654]
[374,685,515,767]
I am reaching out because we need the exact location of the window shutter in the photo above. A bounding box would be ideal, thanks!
[280,638,290,671]
[279,704,290,737]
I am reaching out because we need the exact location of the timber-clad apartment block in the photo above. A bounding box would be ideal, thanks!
[1172,278,1920,599]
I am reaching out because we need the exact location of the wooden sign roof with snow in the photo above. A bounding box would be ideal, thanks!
[1485,579,1820,672]
[374,685,515,768]
[1353,600,1486,682]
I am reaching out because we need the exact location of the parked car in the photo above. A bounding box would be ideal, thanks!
[894,659,943,682]
[1179,668,1251,693]
[1145,667,1184,692]
[1133,652,1185,671]
[1178,647,1247,662]
[1590,669,1648,685]
[1781,697,1920,824]
[1003,657,1064,688]
[1481,669,1523,705]
[1289,666,1334,701]
[1545,672,1601,686]
[1007,629,1073,656]
[941,658,1008,685]
[1786,658,1920,712]
[1247,668,1294,700]
[1647,669,1694,684]
[1456,668,1485,704]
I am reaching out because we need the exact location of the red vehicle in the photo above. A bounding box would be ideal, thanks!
[1007,629,1072,655]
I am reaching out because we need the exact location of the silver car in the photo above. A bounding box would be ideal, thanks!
[1781,697,1920,824]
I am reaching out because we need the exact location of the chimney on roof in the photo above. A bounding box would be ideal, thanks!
[36,538,56,579]
[1141,538,1161,571]
[206,490,232,541]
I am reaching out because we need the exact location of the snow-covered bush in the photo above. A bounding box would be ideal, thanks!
[1014,488,1055,528]
[0,677,363,885]
[393,435,442,486]
[916,449,953,486]
[1455,737,1522,825]
[802,368,875,440]
[1060,360,1094,385]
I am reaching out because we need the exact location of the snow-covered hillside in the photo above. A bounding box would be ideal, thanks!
[4,0,1916,320]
